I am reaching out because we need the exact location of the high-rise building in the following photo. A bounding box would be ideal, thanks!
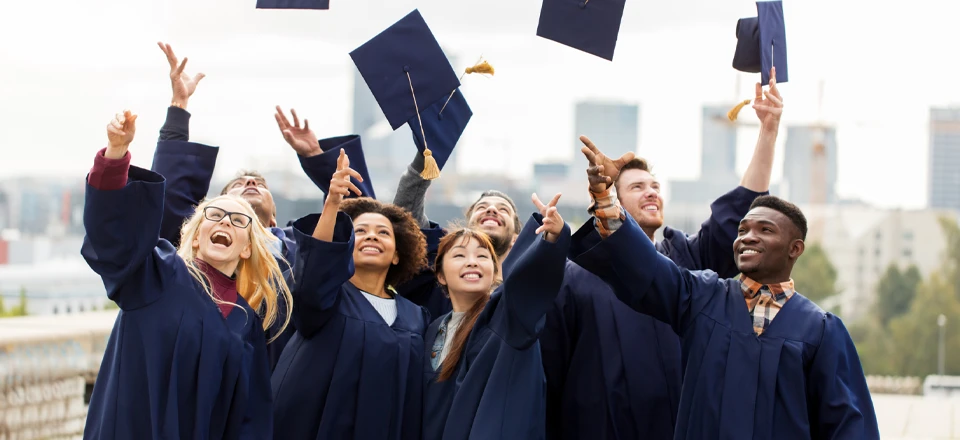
[929,107,960,211]
[782,125,838,205]
[570,101,639,179]
[669,105,742,205]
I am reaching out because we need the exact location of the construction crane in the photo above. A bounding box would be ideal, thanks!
[808,80,829,243]
[711,75,832,242]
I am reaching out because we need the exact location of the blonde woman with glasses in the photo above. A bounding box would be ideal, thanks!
[81,110,291,439]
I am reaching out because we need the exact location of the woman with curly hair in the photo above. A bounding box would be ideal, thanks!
[81,110,291,439]
[271,149,430,440]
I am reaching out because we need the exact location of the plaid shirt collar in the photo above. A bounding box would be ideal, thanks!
[740,276,796,302]
[739,276,797,335]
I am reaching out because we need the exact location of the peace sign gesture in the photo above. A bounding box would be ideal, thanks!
[326,149,364,208]
[531,192,564,243]
[158,42,205,108]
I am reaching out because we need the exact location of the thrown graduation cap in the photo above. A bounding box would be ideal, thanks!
[536,0,626,61]
[299,135,376,200]
[256,0,329,10]
[350,9,460,131]
[407,56,488,179]
[733,1,788,86]
[408,89,473,177]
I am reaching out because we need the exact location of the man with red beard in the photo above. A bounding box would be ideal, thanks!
[394,68,782,439]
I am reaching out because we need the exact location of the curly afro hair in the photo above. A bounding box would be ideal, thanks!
[339,197,428,288]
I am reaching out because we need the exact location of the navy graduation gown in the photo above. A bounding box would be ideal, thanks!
[423,218,571,440]
[81,166,272,440]
[572,213,880,439]
[150,139,301,370]
[271,213,429,440]
[504,186,763,440]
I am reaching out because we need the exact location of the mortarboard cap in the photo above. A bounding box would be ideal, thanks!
[350,9,461,131]
[299,135,376,200]
[408,89,473,176]
[733,1,788,86]
[256,0,329,10]
[536,0,626,61]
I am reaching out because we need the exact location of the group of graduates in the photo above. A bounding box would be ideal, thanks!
[78,35,880,440]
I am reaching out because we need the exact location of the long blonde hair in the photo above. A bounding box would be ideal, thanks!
[176,194,293,342]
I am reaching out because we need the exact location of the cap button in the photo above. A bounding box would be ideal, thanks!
[578,1,586,8]
[403,65,411,72]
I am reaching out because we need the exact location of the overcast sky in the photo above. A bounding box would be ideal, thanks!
[2,0,958,209]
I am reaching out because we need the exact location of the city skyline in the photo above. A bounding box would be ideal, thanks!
[3,0,960,212]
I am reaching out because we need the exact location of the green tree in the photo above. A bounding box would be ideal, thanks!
[940,216,960,299]
[0,287,28,318]
[850,317,896,375]
[888,273,960,376]
[875,264,922,326]
[790,243,839,304]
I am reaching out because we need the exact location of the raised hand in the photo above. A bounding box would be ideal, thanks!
[583,145,612,194]
[753,66,783,131]
[326,149,364,207]
[275,106,321,157]
[106,110,138,159]
[158,42,205,109]
[579,135,634,189]
[532,192,564,243]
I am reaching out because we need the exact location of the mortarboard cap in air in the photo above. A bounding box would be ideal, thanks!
[733,0,788,86]
[256,0,329,10]
[299,135,376,200]
[536,0,626,61]
[408,89,473,177]
[350,9,461,131]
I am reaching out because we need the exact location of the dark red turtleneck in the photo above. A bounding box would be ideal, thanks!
[194,259,240,318]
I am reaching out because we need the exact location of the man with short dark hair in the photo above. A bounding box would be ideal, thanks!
[571,149,879,437]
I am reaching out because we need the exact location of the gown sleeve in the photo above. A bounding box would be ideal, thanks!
[81,149,178,310]
[571,212,724,337]
[289,211,357,337]
[663,186,765,277]
[489,215,571,350]
[150,139,219,247]
[807,314,881,439]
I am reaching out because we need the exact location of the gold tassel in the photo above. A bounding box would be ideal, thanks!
[727,99,752,121]
[421,148,441,180]
[465,60,495,76]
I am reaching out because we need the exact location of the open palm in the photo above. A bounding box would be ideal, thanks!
[275,106,320,157]
[158,42,205,105]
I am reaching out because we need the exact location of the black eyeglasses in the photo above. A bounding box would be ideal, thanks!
[203,206,253,229]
